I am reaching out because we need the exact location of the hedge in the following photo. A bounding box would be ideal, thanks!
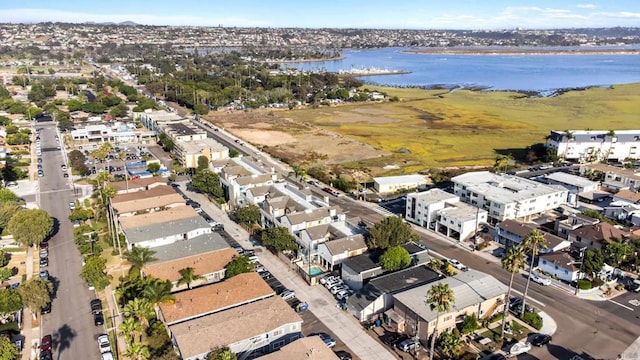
[522,312,543,330]
[577,279,592,290]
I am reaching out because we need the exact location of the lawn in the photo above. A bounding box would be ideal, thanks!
[282,83,640,173]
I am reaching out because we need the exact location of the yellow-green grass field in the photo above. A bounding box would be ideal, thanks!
[284,83,640,173]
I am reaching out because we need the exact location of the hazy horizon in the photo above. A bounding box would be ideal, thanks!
[1,0,638,30]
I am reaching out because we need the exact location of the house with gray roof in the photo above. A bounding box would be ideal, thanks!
[317,234,368,270]
[346,265,441,322]
[536,171,599,194]
[390,270,507,342]
[119,211,213,249]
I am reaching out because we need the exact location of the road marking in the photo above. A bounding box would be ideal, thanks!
[609,299,634,311]
[510,288,545,307]
[39,189,74,195]
[628,299,640,307]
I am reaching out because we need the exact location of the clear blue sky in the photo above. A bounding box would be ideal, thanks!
[1,0,639,29]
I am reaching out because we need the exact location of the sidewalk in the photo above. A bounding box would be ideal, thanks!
[183,185,396,360]
[22,248,39,360]
[104,285,127,358]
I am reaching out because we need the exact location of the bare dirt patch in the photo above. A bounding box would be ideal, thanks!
[207,110,389,165]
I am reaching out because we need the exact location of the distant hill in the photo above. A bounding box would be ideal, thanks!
[83,21,139,26]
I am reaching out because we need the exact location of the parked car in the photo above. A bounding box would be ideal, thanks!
[101,352,114,360]
[530,273,552,286]
[320,276,336,285]
[39,270,49,280]
[259,271,272,280]
[397,339,421,352]
[334,350,352,360]
[40,350,52,360]
[330,285,347,295]
[280,290,295,301]
[40,335,52,352]
[69,202,76,210]
[94,312,105,326]
[448,259,468,271]
[39,249,48,258]
[315,333,336,348]
[39,257,49,267]
[531,333,552,346]
[90,299,103,313]
[41,302,51,314]
[97,334,111,354]
[509,341,532,356]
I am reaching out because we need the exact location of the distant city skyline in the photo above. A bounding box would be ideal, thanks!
[1,0,639,29]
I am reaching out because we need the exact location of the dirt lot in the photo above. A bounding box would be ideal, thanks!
[205,110,390,165]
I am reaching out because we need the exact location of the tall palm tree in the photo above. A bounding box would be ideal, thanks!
[428,258,444,273]
[500,245,526,339]
[142,279,175,307]
[177,267,205,290]
[119,316,142,344]
[521,230,547,318]
[425,282,455,360]
[123,342,151,360]
[125,247,158,270]
[123,298,154,330]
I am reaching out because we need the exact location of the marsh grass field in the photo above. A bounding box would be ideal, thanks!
[279,83,640,172]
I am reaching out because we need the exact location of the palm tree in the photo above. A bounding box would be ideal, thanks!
[207,347,237,360]
[123,342,151,360]
[123,298,154,330]
[142,279,175,307]
[428,258,444,273]
[125,247,158,270]
[500,245,526,339]
[177,267,205,290]
[425,282,455,360]
[119,316,142,344]
[438,330,464,358]
[521,230,547,318]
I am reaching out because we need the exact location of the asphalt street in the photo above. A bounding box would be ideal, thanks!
[37,121,102,360]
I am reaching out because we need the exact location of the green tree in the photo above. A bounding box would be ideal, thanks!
[16,278,52,316]
[228,149,239,158]
[207,347,237,360]
[123,342,151,360]
[0,336,19,360]
[582,248,605,278]
[224,255,255,278]
[0,189,19,203]
[428,258,444,273]
[260,227,298,252]
[110,102,129,118]
[501,245,526,339]
[0,202,22,230]
[197,155,209,172]
[190,170,224,199]
[120,316,143,344]
[177,267,204,290]
[141,279,175,307]
[81,101,107,114]
[80,256,112,291]
[604,241,631,268]
[234,204,261,227]
[68,207,94,222]
[367,216,418,250]
[7,209,53,247]
[425,282,455,360]
[147,162,161,174]
[459,313,479,334]
[0,268,12,283]
[123,298,154,330]
[0,288,22,321]
[125,247,158,270]
[521,230,546,318]
[437,330,464,358]
[157,132,174,152]
[379,246,411,272]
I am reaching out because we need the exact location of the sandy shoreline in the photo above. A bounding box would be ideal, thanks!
[267,56,345,63]
[403,48,640,56]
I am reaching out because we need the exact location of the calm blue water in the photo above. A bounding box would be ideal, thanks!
[285,47,640,91]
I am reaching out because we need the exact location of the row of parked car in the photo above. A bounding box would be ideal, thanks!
[319,276,354,301]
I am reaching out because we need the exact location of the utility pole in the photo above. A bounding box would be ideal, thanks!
[574,247,586,296]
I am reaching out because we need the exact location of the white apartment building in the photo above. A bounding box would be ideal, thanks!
[373,174,428,194]
[536,172,599,194]
[135,109,184,133]
[405,189,487,240]
[452,171,568,223]
[70,123,155,144]
[546,130,640,162]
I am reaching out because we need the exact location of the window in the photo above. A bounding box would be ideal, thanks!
[272,329,284,337]
[565,270,569,274]
[443,315,452,321]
